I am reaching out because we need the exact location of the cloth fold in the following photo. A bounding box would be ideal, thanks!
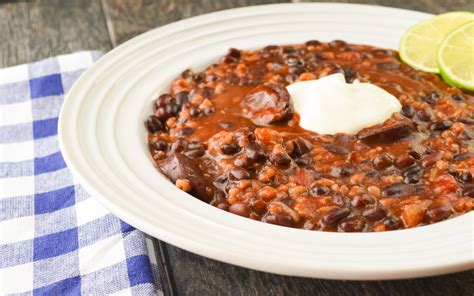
[0,52,162,295]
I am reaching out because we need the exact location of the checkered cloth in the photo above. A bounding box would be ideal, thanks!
[0,52,163,295]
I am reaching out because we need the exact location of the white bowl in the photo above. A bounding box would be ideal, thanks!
[58,3,474,279]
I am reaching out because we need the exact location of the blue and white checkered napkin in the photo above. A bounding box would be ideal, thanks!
[0,52,162,295]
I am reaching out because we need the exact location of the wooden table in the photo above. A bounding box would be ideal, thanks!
[2,1,473,295]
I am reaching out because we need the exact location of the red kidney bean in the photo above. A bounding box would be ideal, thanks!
[221,143,239,155]
[322,207,350,227]
[339,216,366,232]
[178,127,195,137]
[270,152,291,168]
[351,194,376,208]
[292,137,312,157]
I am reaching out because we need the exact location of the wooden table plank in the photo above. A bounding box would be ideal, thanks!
[165,245,474,295]
[102,0,290,46]
[296,0,474,14]
[0,0,111,68]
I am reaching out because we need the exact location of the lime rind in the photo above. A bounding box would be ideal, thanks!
[437,21,474,91]
[399,11,474,74]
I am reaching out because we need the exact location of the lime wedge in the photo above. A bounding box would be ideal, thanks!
[438,21,474,91]
[400,11,474,73]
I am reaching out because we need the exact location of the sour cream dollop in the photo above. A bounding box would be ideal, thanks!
[286,73,402,135]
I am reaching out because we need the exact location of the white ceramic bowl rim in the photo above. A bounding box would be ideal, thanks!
[59,3,473,280]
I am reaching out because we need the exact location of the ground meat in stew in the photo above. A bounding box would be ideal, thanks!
[146,40,474,232]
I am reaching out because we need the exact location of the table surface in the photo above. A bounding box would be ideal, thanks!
[2,0,473,295]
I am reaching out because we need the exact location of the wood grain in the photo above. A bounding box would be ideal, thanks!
[166,245,474,296]
[0,0,111,68]
[295,0,474,14]
[102,0,289,46]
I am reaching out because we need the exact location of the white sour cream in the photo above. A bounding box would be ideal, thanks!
[286,73,402,135]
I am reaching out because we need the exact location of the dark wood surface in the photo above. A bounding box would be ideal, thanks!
[1,1,473,295]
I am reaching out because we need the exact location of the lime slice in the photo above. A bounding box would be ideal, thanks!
[438,21,474,91]
[400,11,474,73]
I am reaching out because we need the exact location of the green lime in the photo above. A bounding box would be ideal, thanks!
[438,21,474,91]
[399,11,474,73]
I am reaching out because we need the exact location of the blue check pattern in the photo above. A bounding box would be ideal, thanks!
[0,52,162,295]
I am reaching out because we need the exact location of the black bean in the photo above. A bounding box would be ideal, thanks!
[221,143,239,155]
[263,213,295,227]
[351,194,376,208]
[322,207,351,227]
[456,171,472,185]
[270,152,292,168]
[151,139,167,151]
[376,62,400,70]
[362,205,387,221]
[431,120,453,131]
[155,107,172,122]
[332,193,349,206]
[382,216,400,230]
[328,40,347,47]
[420,95,435,105]
[165,103,180,116]
[372,152,394,169]
[229,166,251,180]
[324,145,349,155]
[233,155,251,168]
[285,73,298,84]
[416,109,432,122]
[189,106,201,117]
[187,141,202,150]
[289,66,306,75]
[192,73,205,84]
[216,202,229,211]
[428,91,440,101]
[330,166,354,178]
[452,93,465,101]
[382,183,415,197]
[180,69,193,78]
[178,127,195,136]
[463,186,474,198]
[306,40,322,46]
[453,152,472,161]
[365,170,380,178]
[200,87,214,98]
[144,115,164,133]
[285,55,305,67]
[342,67,358,83]
[339,216,366,232]
[170,139,187,153]
[401,104,415,118]
[229,203,250,217]
[295,157,311,167]
[213,174,229,189]
[227,48,241,59]
[263,45,279,52]
[311,53,326,61]
[309,185,331,197]
[175,91,189,105]
[427,207,452,222]
[154,94,173,110]
[184,148,205,158]
[372,49,395,57]
[244,141,266,162]
[282,46,297,54]
[292,137,312,157]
